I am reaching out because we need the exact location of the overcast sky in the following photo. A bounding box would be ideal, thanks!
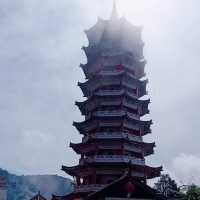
[0,0,200,185]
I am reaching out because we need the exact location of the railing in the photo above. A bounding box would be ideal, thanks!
[82,132,143,143]
[100,100,122,106]
[75,184,106,193]
[123,82,137,90]
[99,122,121,127]
[95,90,125,96]
[127,112,140,120]
[93,110,125,117]
[123,100,138,110]
[97,144,141,153]
[124,121,139,130]
[82,155,145,165]
[126,91,138,99]
[80,122,98,132]
[100,70,124,76]
[124,144,141,153]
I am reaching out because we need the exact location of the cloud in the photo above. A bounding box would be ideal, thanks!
[171,154,200,185]
[0,0,200,180]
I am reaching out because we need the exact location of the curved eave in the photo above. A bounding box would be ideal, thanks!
[79,81,147,98]
[70,142,88,154]
[73,117,152,135]
[73,121,98,135]
[78,75,147,91]
[75,101,86,115]
[62,162,162,180]
[81,46,100,62]
[61,164,161,181]
[75,98,150,116]
[143,142,155,156]
[86,96,150,106]
[145,166,163,179]
[84,18,106,46]
[91,112,152,124]
[73,117,152,131]
[70,140,155,156]
[62,165,79,176]
[80,58,147,80]
[70,137,155,153]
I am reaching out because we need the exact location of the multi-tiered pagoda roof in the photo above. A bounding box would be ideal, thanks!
[53,3,162,200]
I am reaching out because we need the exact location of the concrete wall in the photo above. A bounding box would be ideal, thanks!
[0,189,7,200]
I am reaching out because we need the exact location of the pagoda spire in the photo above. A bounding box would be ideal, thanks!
[110,0,118,20]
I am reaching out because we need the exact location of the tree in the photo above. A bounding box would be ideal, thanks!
[185,184,200,200]
[154,174,179,198]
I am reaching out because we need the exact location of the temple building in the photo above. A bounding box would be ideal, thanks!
[53,2,162,200]
[0,177,7,200]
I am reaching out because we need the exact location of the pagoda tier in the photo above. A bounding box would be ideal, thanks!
[82,132,143,143]
[84,18,144,59]
[62,164,162,181]
[73,116,152,136]
[80,56,146,80]
[60,4,162,198]
[70,140,155,157]
[78,72,148,98]
[82,44,144,63]
[76,96,150,116]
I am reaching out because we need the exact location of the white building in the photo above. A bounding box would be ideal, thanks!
[0,177,7,200]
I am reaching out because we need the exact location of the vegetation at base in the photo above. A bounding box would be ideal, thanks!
[154,174,200,200]
[154,174,180,198]
[185,185,200,200]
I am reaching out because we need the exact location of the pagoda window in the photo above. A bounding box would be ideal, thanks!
[80,178,83,184]
[133,88,137,94]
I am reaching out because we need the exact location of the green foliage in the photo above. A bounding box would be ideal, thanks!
[185,185,200,200]
[154,174,179,198]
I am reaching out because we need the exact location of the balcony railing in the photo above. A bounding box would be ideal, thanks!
[93,110,125,117]
[95,90,125,96]
[126,91,138,99]
[82,132,142,143]
[123,82,137,90]
[124,121,139,130]
[99,121,121,127]
[127,112,140,120]
[75,184,106,193]
[100,70,124,76]
[81,155,145,165]
[124,144,141,153]
[123,100,138,110]
[100,100,122,106]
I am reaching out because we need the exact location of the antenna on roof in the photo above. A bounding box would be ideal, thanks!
[110,0,118,19]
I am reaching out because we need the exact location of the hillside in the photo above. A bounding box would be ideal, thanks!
[0,168,73,200]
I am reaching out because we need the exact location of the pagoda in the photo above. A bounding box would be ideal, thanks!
[53,2,162,200]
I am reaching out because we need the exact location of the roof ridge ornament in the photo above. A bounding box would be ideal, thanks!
[110,0,118,20]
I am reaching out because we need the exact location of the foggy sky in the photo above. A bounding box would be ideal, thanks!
[0,0,200,185]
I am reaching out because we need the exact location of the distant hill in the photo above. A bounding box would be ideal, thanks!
[0,168,73,200]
